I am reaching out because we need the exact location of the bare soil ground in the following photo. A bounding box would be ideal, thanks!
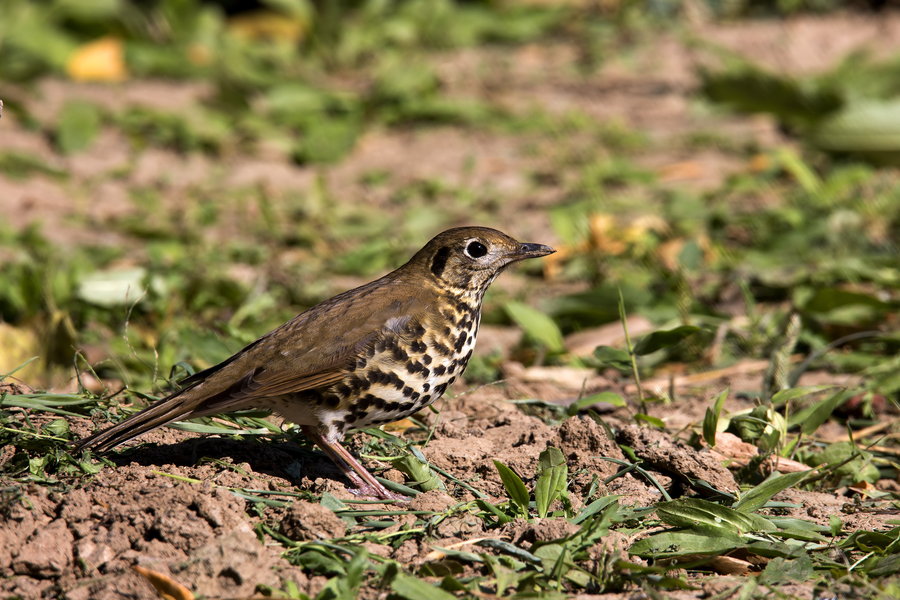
[3,12,899,600]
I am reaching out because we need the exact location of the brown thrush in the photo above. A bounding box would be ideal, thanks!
[74,227,554,499]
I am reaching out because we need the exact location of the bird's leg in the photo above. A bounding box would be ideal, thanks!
[300,425,406,501]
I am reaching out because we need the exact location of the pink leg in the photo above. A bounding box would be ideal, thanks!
[301,426,407,501]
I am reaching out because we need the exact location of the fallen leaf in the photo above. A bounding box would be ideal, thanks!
[563,316,654,356]
[707,432,809,473]
[0,323,42,382]
[67,37,128,82]
[132,565,193,600]
[848,480,878,497]
[708,555,755,575]
[382,418,417,434]
[659,161,705,181]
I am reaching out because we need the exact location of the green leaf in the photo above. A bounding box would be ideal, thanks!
[293,114,361,164]
[566,391,626,416]
[493,460,530,515]
[633,325,701,356]
[759,555,814,585]
[391,573,456,600]
[535,447,567,519]
[734,470,813,513]
[42,418,70,437]
[634,413,665,429]
[571,495,620,525]
[866,554,900,577]
[799,286,890,325]
[630,531,745,558]
[798,390,851,436]
[700,64,842,130]
[295,546,347,576]
[702,389,728,448]
[730,405,771,443]
[320,492,348,512]
[475,499,512,525]
[56,100,101,154]
[812,100,900,157]
[394,452,445,492]
[504,301,564,353]
[592,345,632,370]
[656,498,775,535]
[811,441,880,485]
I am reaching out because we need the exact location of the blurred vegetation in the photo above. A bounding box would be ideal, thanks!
[1,0,900,597]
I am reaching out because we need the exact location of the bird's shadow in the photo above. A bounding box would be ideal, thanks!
[104,435,348,489]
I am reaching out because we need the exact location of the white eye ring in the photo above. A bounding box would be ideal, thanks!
[464,240,488,259]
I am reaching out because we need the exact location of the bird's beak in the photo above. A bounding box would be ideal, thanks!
[512,242,556,260]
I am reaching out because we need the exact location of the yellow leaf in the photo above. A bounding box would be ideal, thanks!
[0,323,42,382]
[132,565,193,600]
[228,11,307,43]
[67,37,128,82]
[382,418,417,434]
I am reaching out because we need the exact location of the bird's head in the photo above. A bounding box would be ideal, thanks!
[407,226,555,298]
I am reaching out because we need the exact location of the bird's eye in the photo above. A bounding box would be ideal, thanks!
[465,241,488,259]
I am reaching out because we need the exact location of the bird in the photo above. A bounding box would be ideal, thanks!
[74,227,555,499]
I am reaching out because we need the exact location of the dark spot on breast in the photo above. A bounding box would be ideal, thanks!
[454,331,468,352]
[358,394,375,409]
[325,395,340,408]
[421,394,431,403]
[406,361,421,374]
[386,372,404,389]
[336,384,352,397]
[402,386,414,398]
[333,419,345,430]
[392,345,409,362]
[410,392,420,401]
[422,354,432,365]
[434,383,448,396]
[448,376,456,385]
[433,365,446,376]
[422,383,430,392]
[368,369,387,385]
[430,246,450,278]
[433,342,453,356]
[347,376,370,394]
[374,398,386,408]
[345,413,357,423]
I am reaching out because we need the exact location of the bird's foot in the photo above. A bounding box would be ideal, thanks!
[347,482,409,502]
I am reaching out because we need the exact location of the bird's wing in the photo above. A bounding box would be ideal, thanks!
[188,275,430,412]
[74,275,433,452]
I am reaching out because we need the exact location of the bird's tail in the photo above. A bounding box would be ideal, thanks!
[72,388,199,453]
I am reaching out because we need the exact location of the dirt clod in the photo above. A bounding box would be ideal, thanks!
[280,501,347,541]
[12,518,74,576]
[616,424,737,493]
